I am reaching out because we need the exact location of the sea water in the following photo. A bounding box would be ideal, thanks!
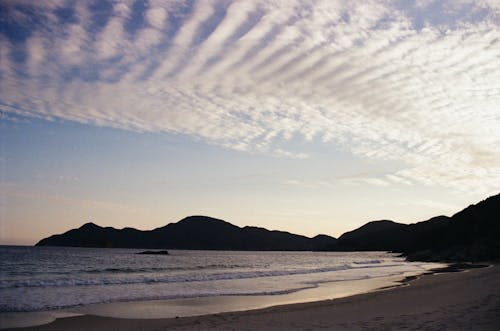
[0,246,439,314]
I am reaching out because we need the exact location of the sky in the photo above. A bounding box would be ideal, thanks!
[1,0,499,245]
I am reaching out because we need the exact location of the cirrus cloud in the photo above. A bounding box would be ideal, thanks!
[0,0,499,193]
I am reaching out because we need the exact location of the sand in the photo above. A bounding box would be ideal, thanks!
[6,264,500,331]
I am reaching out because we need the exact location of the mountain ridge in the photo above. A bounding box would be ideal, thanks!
[326,193,499,261]
[36,193,499,261]
[36,215,337,251]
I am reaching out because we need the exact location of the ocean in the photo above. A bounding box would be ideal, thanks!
[0,246,440,314]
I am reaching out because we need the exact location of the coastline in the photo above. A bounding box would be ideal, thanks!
[4,263,499,330]
[1,266,431,329]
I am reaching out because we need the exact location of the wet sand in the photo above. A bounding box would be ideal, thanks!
[6,264,500,330]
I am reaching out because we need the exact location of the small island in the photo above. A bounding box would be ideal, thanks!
[136,250,170,255]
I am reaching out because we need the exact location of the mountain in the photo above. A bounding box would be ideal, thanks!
[36,216,337,251]
[333,220,408,251]
[35,193,499,261]
[327,193,500,262]
[404,193,500,261]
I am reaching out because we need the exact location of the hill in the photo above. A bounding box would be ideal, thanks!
[334,220,408,251]
[35,193,500,261]
[326,193,500,261]
[36,216,337,251]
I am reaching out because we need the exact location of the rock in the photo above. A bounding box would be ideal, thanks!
[137,250,170,255]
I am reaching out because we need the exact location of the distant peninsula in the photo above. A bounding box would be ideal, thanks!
[36,193,499,262]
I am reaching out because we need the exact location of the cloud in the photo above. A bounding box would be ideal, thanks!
[0,0,499,193]
[0,182,141,213]
[340,177,391,188]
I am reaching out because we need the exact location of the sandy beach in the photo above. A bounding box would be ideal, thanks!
[5,263,499,331]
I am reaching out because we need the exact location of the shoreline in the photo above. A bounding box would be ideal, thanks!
[4,263,499,330]
[1,267,432,329]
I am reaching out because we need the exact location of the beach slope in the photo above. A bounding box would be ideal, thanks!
[10,264,500,331]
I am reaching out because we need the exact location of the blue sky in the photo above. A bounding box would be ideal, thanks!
[1,0,499,244]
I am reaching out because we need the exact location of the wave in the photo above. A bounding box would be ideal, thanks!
[3,264,253,278]
[352,260,382,265]
[83,263,249,274]
[0,263,400,289]
[0,283,322,313]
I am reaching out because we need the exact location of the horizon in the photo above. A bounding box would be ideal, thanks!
[1,0,500,245]
[24,191,500,245]
[4,192,498,246]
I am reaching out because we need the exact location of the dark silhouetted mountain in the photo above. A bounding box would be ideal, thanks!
[35,193,499,261]
[326,193,500,262]
[334,220,408,251]
[404,194,500,261]
[36,216,337,251]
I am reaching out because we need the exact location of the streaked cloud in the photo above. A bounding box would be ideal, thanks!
[1,0,499,193]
